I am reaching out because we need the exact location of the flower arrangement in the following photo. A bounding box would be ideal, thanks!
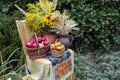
[15,0,79,34]
[15,0,58,34]
[15,0,79,54]
[25,0,59,33]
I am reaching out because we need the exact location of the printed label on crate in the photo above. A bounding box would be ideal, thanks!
[55,58,72,79]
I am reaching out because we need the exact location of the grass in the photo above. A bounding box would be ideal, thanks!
[0,48,25,80]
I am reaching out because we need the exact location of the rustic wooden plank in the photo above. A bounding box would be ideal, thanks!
[66,73,75,80]
[16,20,31,56]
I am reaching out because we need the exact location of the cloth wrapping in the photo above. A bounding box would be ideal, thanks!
[25,49,74,80]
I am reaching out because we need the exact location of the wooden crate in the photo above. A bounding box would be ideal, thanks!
[55,53,74,80]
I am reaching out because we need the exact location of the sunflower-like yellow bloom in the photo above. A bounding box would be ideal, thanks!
[43,15,57,26]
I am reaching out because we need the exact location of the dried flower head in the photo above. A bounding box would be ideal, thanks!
[52,11,79,35]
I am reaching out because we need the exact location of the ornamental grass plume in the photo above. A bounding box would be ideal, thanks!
[52,11,79,35]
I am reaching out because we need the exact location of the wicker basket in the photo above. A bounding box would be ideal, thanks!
[51,48,65,57]
[26,46,49,60]
[50,39,65,57]
[25,33,50,60]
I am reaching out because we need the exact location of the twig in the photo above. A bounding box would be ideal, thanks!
[14,4,26,15]
[53,0,58,10]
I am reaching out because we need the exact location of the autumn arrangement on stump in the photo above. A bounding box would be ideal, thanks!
[15,0,79,59]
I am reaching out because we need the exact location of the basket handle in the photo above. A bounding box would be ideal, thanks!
[55,39,59,43]
[34,32,39,45]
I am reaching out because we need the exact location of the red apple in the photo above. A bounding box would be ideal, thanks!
[37,37,42,43]
[26,42,32,48]
[42,38,46,41]
[30,39,36,44]
[43,40,49,46]
[32,42,38,48]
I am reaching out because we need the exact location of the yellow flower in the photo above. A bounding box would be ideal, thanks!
[50,18,57,26]
[26,3,39,13]
[43,15,50,25]
[24,1,59,33]
[25,13,44,33]
[43,15,57,26]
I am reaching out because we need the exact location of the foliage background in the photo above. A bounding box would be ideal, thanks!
[0,0,120,52]
[0,0,120,80]
[57,0,120,51]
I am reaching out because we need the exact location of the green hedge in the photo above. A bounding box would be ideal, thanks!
[0,0,37,59]
[0,0,36,15]
[0,0,120,52]
[0,13,22,60]
[57,0,120,51]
